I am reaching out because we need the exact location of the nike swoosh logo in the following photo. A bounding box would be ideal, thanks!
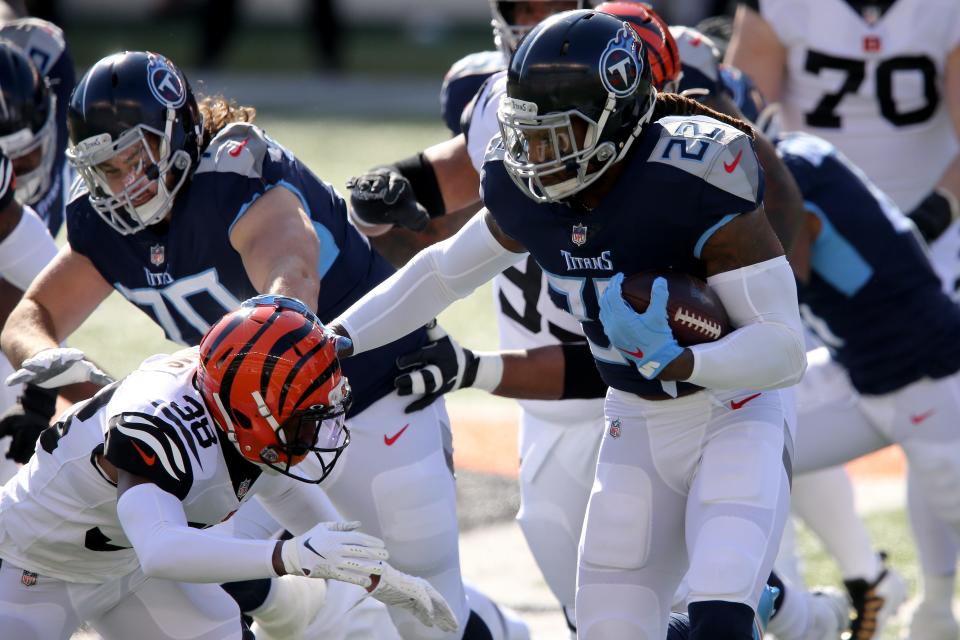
[303,537,326,559]
[730,393,761,410]
[910,410,935,425]
[228,138,249,157]
[618,347,644,359]
[384,424,410,446]
[131,441,156,466]
[723,149,744,173]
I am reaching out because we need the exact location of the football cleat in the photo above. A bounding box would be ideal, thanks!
[843,554,907,639]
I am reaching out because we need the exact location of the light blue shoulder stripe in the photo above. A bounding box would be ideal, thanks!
[806,200,872,297]
[694,213,738,258]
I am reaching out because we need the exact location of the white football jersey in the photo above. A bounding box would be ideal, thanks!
[468,75,604,423]
[0,349,264,584]
[759,0,960,210]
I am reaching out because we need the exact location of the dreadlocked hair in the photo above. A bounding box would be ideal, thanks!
[651,92,755,140]
[197,95,257,148]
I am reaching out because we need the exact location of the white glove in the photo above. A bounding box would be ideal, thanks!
[6,347,114,388]
[369,563,459,633]
[280,521,388,588]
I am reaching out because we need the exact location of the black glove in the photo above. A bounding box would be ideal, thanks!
[907,189,960,243]
[0,384,57,464]
[395,325,482,414]
[346,168,430,232]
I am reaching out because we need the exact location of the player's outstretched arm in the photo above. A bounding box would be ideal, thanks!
[330,209,526,357]
[229,185,321,312]
[394,323,607,412]
[348,135,483,267]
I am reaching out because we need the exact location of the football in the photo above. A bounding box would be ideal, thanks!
[621,270,732,346]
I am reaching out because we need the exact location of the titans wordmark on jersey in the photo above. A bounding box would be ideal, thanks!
[67,123,426,416]
[779,132,960,393]
[482,115,763,399]
[752,0,960,211]
[0,349,262,584]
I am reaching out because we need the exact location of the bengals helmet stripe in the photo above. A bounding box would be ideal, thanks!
[290,357,340,411]
[279,338,333,414]
[200,312,247,368]
[258,319,317,403]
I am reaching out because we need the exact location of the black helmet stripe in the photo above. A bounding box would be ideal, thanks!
[277,335,328,415]
[201,312,247,368]
[291,358,340,412]
[258,316,315,406]
[218,310,283,416]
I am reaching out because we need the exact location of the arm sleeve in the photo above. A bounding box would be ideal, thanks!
[337,211,526,355]
[0,206,57,290]
[117,482,278,583]
[252,470,342,536]
[685,255,806,390]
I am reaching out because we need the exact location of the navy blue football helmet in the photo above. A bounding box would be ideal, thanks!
[498,10,657,202]
[66,51,202,235]
[0,40,56,205]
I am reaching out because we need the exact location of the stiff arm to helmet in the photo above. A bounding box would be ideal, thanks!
[336,212,524,355]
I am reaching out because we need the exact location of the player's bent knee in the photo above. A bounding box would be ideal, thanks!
[579,462,652,571]
[576,584,661,640]
[687,517,767,602]
[902,440,960,525]
[370,451,459,574]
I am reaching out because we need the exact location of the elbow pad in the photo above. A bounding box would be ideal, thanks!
[686,256,806,390]
[338,212,525,355]
[0,206,57,290]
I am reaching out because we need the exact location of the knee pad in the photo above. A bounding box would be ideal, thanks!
[687,517,768,602]
[688,600,755,640]
[370,450,459,575]
[576,583,662,640]
[902,440,960,525]
[579,462,652,571]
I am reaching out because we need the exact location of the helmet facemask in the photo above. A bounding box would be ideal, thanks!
[67,112,192,235]
[0,92,56,205]
[490,0,584,58]
[499,90,656,203]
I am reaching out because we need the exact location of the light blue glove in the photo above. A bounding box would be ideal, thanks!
[599,273,684,380]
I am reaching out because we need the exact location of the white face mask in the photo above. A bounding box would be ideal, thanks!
[0,94,57,205]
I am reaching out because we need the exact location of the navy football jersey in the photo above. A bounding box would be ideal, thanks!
[482,115,764,398]
[67,123,426,416]
[0,18,75,235]
[780,132,960,394]
[440,51,504,135]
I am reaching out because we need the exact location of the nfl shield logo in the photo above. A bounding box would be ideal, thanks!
[150,244,165,266]
[236,478,251,500]
[609,418,622,438]
[571,223,588,246]
[21,570,38,587]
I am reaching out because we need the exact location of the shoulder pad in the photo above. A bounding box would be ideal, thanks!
[442,51,505,135]
[483,134,507,165]
[776,131,836,168]
[104,411,194,500]
[0,18,65,75]
[195,122,273,179]
[649,116,762,205]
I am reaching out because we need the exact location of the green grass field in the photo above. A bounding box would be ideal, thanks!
[65,115,934,637]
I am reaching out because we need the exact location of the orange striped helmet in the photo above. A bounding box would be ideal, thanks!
[197,295,351,483]
[595,2,682,93]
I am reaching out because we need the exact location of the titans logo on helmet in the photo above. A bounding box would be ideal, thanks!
[599,23,642,98]
[146,54,186,109]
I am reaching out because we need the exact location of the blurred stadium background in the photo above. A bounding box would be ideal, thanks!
[44,1,939,637]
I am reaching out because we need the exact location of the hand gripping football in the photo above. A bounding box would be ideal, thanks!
[621,271,731,346]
